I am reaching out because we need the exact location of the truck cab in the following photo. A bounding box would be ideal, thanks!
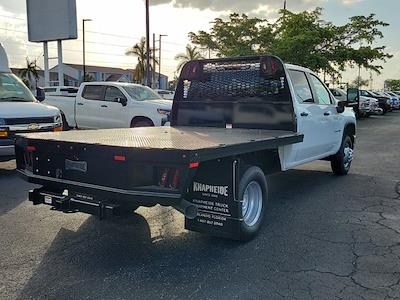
[0,44,62,162]
[283,64,356,169]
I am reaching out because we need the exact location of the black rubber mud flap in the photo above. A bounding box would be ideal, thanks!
[185,158,242,239]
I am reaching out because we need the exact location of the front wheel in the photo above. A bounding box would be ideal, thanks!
[61,113,70,131]
[130,119,154,128]
[238,166,268,241]
[331,135,354,175]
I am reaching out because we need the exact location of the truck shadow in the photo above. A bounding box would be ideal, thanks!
[0,165,36,217]
[17,168,383,299]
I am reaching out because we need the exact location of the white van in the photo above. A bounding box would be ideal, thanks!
[0,44,62,162]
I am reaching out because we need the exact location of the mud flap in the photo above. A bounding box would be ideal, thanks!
[185,158,242,239]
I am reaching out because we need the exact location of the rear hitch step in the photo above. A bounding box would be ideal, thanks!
[29,188,120,219]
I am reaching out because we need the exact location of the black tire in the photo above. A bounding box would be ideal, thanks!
[331,134,354,175]
[238,166,268,241]
[61,113,70,131]
[130,119,154,128]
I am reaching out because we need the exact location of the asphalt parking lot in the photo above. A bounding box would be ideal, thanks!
[1,112,399,300]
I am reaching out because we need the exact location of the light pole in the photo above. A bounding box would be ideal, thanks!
[145,0,151,87]
[158,34,167,89]
[82,18,92,82]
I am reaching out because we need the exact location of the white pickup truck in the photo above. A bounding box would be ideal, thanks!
[43,82,172,130]
[17,55,358,241]
[0,44,62,162]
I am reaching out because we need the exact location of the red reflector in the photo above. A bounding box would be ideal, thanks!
[189,162,199,168]
[26,146,36,151]
[114,155,126,161]
[172,169,180,188]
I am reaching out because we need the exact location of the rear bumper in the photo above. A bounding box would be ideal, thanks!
[17,169,182,206]
[0,139,15,160]
[29,188,124,219]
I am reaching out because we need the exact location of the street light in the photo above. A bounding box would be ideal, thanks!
[82,18,92,82]
[145,0,151,87]
[158,34,167,89]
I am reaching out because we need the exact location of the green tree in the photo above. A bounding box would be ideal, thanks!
[189,9,392,77]
[175,44,204,72]
[385,79,400,91]
[19,58,40,89]
[125,37,158,84]
[189,14,272,58]
[349,76,369,88]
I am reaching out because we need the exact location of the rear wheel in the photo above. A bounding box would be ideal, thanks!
[331,134,354,175]
[130,118,154,128]
[238,166,268,241]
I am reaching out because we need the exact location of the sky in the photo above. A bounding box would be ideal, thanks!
[0,0,399,88]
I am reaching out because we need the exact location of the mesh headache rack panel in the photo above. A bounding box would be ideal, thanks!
[183,58,286,101]
[172,55,296,131]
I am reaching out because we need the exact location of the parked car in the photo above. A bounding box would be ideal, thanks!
[0,43,62,162]
[360,90,391,114]
[384,92,400,110]
[16,55,357,241]
[154,89,175,100]
[374,91,394,112]
[330,87,381,117]
[43,82,172,130]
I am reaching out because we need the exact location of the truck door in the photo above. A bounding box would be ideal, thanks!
[99,86,130,128]
[75,85,105,129]
[308,74,341,155]
[288,69,326,162]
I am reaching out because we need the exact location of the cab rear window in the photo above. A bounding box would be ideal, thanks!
[82,85,104,100]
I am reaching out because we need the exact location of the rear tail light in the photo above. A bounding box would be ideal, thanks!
[26,146,36,151]
[189,162,199,168]
[53,126,63,132]
[23,150,34,170]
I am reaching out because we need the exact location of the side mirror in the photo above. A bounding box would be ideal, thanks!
[116,97,127,106]
[336,101,346,113]
[346,88,359,107]
[36,87,45,102]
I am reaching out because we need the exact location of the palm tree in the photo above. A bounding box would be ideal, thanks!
[19,58,40,89]
[175,44,204,73]
[125,37,158,85]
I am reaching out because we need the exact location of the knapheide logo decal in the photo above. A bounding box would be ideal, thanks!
[193,181,228,197]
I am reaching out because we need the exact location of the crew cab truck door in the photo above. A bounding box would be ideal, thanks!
[308,74,341,155]
[288,69,324,162]
[75,85,105,129]
[99,86,130,128]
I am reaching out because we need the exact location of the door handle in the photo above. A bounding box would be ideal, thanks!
[324,112,331,116]
[77,102,84,106]
[101,105,108,108]
[300,112,309,117]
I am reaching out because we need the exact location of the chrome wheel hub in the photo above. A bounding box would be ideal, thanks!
[343,144,354,170]
[242,181,263,227]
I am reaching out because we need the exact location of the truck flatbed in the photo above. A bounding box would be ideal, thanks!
[19,126,303,162]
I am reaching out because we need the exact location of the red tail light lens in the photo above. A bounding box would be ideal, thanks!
[114,155,126,161]
[189,162,199,169]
